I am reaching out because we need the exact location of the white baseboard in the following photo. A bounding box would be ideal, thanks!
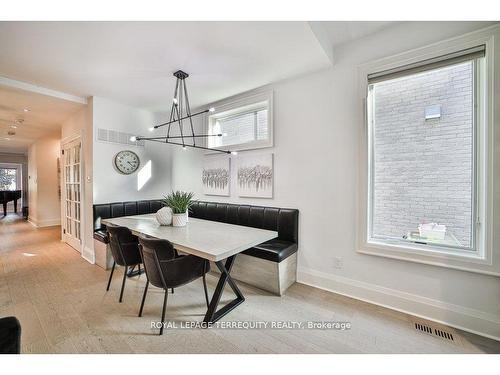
[82,245,95,264]
[28,217,60,227]
[297,266,500,341]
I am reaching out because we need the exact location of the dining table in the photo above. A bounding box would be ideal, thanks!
[102,213,278,323]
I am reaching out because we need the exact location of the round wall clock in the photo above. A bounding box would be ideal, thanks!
[114,150,140,174]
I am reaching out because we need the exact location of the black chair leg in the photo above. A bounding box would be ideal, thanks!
[138,280,149,317]
[138,264,141,276]
[159,289,168,335]
[106,261,116,291]
[171,288,174,294]
[202,272,209,309]
[119,266,127,303]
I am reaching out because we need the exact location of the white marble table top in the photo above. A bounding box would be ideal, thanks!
[102,214,278,262]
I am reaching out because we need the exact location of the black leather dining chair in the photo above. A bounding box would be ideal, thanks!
[138,236,210,335]
[106,224,143,302]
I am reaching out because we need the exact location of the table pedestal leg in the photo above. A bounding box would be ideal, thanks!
[203,255,245,324]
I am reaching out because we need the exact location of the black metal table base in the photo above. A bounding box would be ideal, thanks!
[203,255,245,324]
[127,265,145,278]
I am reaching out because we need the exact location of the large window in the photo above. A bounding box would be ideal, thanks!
[366,45,486,256]
[207,91,273,151]
[0,168,17,190]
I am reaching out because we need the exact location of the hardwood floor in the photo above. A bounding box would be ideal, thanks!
[1,214,499,354]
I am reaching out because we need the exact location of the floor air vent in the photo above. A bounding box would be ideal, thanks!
[434,328,454,341]
[413,320,457,343]
[414,322,433,335]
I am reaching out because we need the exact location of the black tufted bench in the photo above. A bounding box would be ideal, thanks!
[93,200,299,294]
[189,201,298,263]
[93,200,163,268]
[93,200,163,244]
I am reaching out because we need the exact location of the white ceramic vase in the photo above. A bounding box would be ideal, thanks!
[155,206,173,226]
[172,213,187,227]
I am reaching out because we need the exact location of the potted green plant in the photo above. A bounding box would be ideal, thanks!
[162,191,194,227]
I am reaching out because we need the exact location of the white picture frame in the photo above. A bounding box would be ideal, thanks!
[202,156,230,196]
[237,153,273,198]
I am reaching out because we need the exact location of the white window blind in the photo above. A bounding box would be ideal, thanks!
[207,96,272,150]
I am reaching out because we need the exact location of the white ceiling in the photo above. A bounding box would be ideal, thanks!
[0,85,83,153]
[320,21,396,46]
[0,21,335,111]
[0,21,405,153]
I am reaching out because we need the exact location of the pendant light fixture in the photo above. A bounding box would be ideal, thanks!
[131,70,236,155]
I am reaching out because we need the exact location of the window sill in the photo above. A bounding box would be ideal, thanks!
[358,239,499,277]
[206,139,273,154]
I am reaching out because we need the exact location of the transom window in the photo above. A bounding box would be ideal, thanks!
[207,92,273,151]
[366,45,486,256]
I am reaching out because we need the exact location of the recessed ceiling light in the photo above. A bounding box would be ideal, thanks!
[23,108,30,112]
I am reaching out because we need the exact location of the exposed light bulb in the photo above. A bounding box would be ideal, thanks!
[209,107,215,112]
[231,151,238,155]
[148,127,155,132]
[23,108,29,112]
[222,133,228,137]
[173,98,178,105]
[3,137,10,141]
[130,136,137,142]
[182,146,187,150]
[10,125,17,129]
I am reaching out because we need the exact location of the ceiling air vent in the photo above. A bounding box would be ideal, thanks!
[96,128,144,147]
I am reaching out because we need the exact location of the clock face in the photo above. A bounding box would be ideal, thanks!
[114,150,140,174]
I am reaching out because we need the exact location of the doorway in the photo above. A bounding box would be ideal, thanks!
[61,138,82,252]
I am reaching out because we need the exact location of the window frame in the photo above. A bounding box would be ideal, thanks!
[205,90,273,152]
[356,32,497,276]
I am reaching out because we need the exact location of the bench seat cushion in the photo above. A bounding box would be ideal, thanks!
[93,229,109,244]
[243,239,297,263]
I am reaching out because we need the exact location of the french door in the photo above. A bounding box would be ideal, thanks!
[62,139,82,252]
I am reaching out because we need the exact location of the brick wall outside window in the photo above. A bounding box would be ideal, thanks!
[372,62,473,247]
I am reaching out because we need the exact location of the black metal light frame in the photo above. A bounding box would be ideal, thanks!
[133,70,234,155]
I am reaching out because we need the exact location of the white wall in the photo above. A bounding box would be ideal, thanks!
[92,97,172,204]
[27,132,61,227]
[166,22,500,339]
[62,97,173,263]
